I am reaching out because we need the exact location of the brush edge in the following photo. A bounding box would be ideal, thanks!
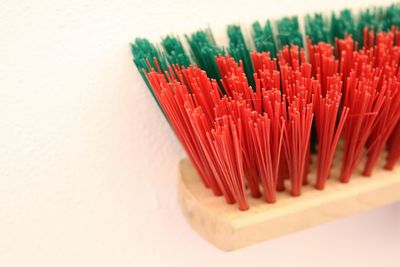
[179,158,400,251]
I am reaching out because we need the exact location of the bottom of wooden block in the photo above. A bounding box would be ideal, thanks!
[178,156,400,251]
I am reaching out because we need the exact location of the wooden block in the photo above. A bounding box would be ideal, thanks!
[178,155,400,251]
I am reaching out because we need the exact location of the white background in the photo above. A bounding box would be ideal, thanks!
[1,0,399,266]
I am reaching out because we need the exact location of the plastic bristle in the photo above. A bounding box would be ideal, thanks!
[382,4,400,31]
[185,29,224,82]
[276,16,303,48]
[331,9,357,41]
[305,13,331,44]
[386,122,400,170]
[228,25,255,88]
[131,3,400,210]
[130,38,169,105]
[161,35,191,67]
[252,20,277,57]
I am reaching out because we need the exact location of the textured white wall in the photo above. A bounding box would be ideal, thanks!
[0,0,399,266]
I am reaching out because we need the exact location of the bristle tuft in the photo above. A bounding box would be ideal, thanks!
[132,4,400,210]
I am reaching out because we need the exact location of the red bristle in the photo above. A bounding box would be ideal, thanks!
[277,155,289,191]
[251,51,277,74]
[277,45,306,71]
[186,105,236,204]
[314,75,349,189]
[214,56,264,198]
[247,84,285,202]
[238,104,262,198]
[362,34,400,175]
[283,95,314,196]
[216,54,285,200]
[303,149,311,186]
[153,57,163,74]
[248,115,277,203]
[259,87,286,193]
[216,55,252,100]
[362,28,375,49]
[214,97,263,198]
[279,60,313,104]
[251,52,286,195]
[181,66,221,122]
[277,46,291,67]
[278,46,315,196]
[138,28,400,211]
[386,122,400,170]
[252,52,280,92]
[336,36,357,85]
[340,52,387,182]
[394,27,400,46]
[307,39,339,96]
[364,78,400,175]
[167,85,223,194]
[145,69,223,196]
[216,53,287,201]
[307,41,349,189]
[215,55,235,96]
[209,115,249,210]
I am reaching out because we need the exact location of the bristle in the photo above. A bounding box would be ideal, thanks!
[276,16,303,48]
[185,29,224,82]
[146,67,225,197]
[339,37,387,182]
[306,40,349,189]
[211,115,249,210]
[132,3,400,211]
[278,46,314,196]
[161,35,191,67]
[214,57,263,198]
[248,115,275,202]
[236,102,262,198]
[252,85,285,202]
[187,104,237,204]
[130,39,168,106]
[331,9,357,41]
[314,75,349,189]
[386,122,400,170]
[305,13,331,44]
[363,31,400,176]
[130,38,168,74]
[382,4,400,31]
[252,20,277,57]
[215,55,250,98]
[228,25,255,88]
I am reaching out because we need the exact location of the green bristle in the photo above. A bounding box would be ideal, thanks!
[161,35,191,67]
[131,3,400,102]
[356,8,382,46]
[331,9,357,40]
[276,16,303,48]
[358,8,381,30]
[227,25,255,88]
[130,38,168,72]
[305,13,331,44]
[130,38,168,107]
[252,20,277,58]
[185,29,224,82]
[382,4,400,31]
